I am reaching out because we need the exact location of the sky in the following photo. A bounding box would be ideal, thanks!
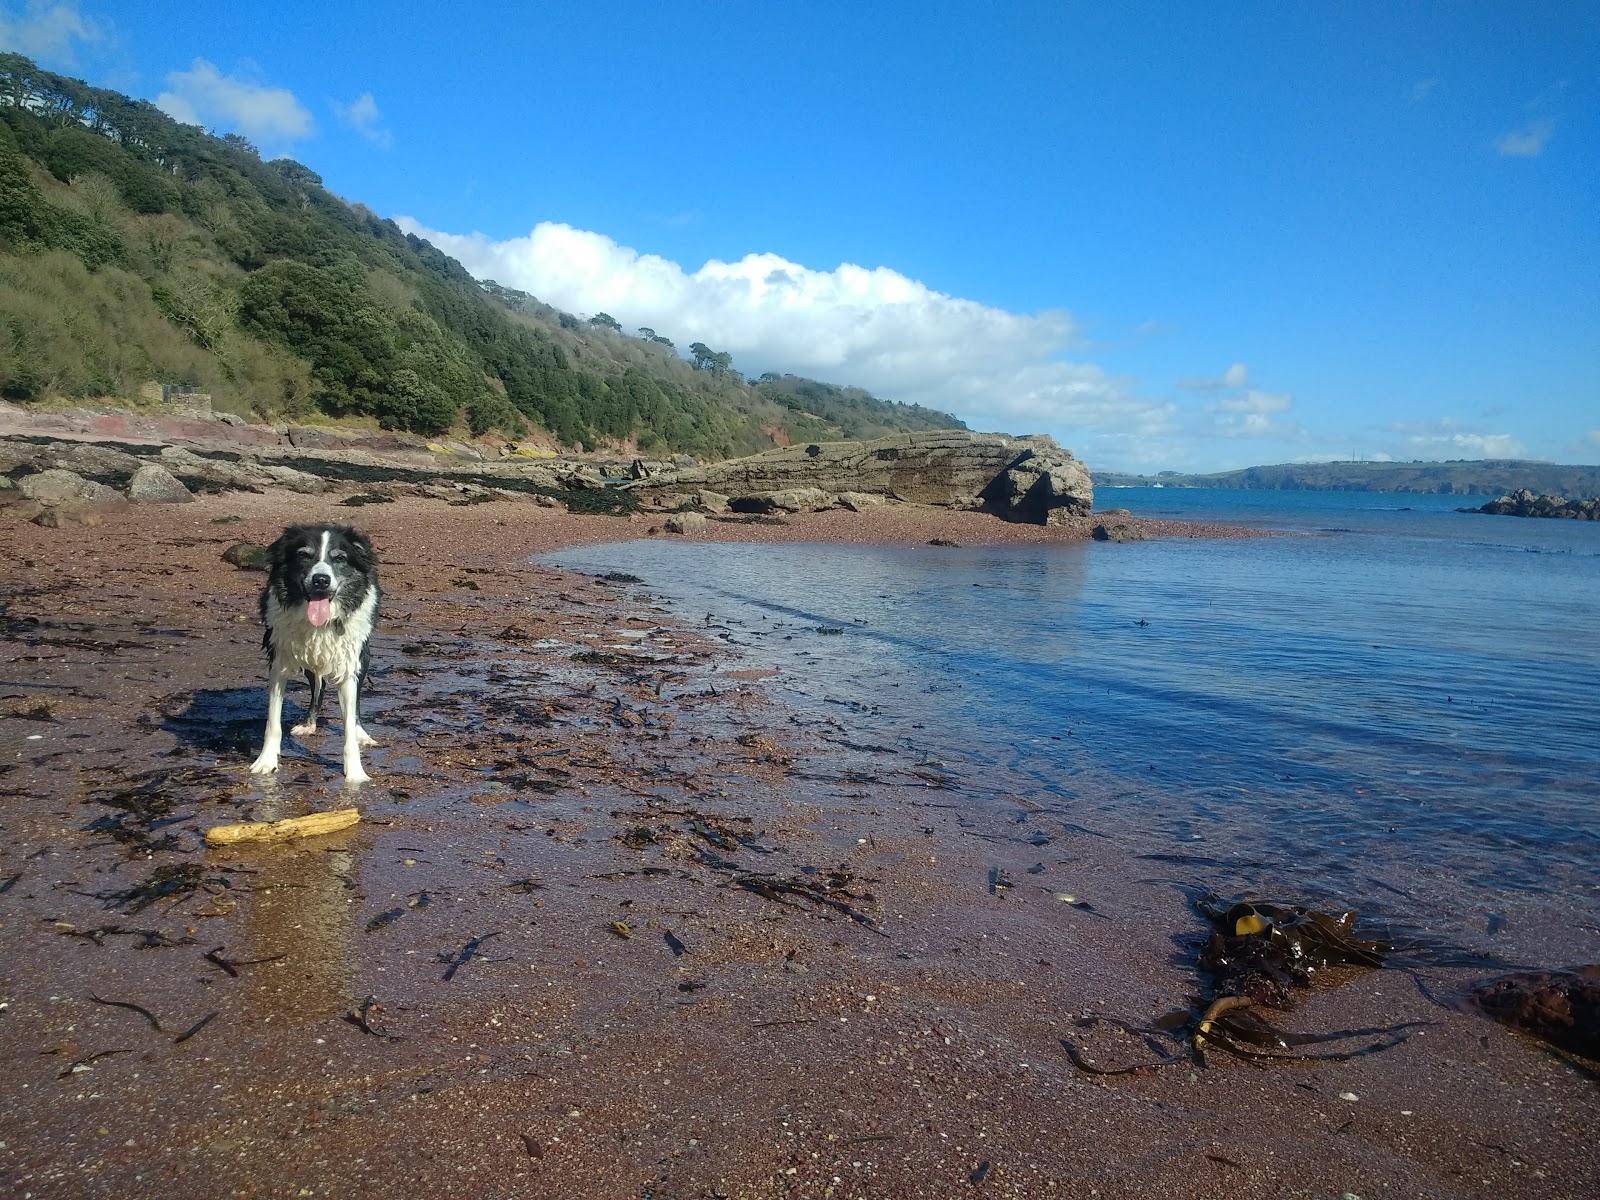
[3,1,1596,472]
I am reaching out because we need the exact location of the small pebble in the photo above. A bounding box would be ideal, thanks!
[1339,1092,1360,1102]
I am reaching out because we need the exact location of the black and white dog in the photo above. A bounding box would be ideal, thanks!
[249,524,380,784]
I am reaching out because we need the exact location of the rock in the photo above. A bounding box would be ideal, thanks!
[1,496,44,521]
[33,501,103,528]
[221,542,269,570]
[250,463,326,494]
[836,491,886,511]
[651,492,697,510]
[44,443,145,477]
[128,463,195,504]
[1474,489,1600,520]
[17,468,127,510]
[697,489,730,513]
[663,511,708,535]
[978,446,1095,525]
[1470,966,1600,1058]
[19,468,94,503]
[730,487,833,514]
[627,431,1093,525]
[1092,520,1150,543]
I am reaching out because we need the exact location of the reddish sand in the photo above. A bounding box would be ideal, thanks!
[0,491,1594,1199]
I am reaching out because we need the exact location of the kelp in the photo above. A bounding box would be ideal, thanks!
[1062,890,1428,1076]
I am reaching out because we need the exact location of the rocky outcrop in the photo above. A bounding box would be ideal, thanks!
[626,431,1093,525]
[978,445,1095,526]
[1468,490,1600,520]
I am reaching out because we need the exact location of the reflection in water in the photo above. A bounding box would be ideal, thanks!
[223,779,359,1023]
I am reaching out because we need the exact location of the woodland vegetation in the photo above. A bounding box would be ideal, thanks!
[0,54,964,456]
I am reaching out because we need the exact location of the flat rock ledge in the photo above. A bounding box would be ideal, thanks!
[626,430,1093,526]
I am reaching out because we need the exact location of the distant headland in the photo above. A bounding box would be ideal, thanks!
[1092,459,1600,497]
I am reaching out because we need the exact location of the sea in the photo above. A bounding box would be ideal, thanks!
[545,489,1600,952]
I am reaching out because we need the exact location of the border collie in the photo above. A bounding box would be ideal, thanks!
[249,524,380,784]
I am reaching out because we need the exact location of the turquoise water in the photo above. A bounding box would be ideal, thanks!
[547,490,1600,934]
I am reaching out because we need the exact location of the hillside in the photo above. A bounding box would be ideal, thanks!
[0,54,964,457]
[1092,459,1600,497]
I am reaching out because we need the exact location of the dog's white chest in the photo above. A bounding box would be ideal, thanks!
[266,591,376,679]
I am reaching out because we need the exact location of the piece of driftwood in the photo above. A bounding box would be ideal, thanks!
[204,808,361,846]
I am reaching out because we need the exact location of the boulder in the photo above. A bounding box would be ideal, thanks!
[663,511,708,535]
[978,445,1094,525]
[1,495,44,522]
[836,491,886,511]
[18,468,127,510]
[128,463,195,504]
[19,468,95,503]
[696,489,730,513]
[222,542,269,570]
[33,501,104,528]
[730,487,834,514]
[1092,520,1150,543]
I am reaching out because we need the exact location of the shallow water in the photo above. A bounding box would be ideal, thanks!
[546,491,1600,941]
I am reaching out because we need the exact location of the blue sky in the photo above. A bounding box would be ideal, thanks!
[4,1,1595,472]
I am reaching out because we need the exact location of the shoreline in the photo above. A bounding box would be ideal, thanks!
[1,491,1594,1198]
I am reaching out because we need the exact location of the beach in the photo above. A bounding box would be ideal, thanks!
[1,491,1595,1199]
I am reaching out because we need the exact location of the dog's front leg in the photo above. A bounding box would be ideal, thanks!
[250,663,294,774]
[337,672,371,784]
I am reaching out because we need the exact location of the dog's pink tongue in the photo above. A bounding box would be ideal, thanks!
[307,598,333,627]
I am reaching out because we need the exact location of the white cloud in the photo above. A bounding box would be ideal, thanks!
[0,1,102,63]
[395,217,1174,441]
[1409,77,1440,103]
[1179,361,1248,391]
[1586,429,1600,450]
[1389,418,1526,459]
[1204,389,1297,438]
[1495,118,1555,158]
[334,91,391,148]
[156,59,313,145]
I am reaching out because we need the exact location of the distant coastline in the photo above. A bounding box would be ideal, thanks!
[1092,458,1600,497]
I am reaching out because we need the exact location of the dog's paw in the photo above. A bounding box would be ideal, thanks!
[289,721,318,737]
[354,727,377,747]
[248,754,279,775]
[343,767,372,786]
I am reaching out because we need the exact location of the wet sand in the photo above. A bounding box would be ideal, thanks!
[0,492,1594,1199]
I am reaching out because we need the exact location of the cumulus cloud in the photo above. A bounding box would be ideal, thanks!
[395,217,1174,440]
[1495,118,1556,158]
[1204,389,1297,438]
[334,91,391,148]
[1178,362,1248,391]
[1389,418,1526,459]
[0,1,102,63]
[156,59,313,145]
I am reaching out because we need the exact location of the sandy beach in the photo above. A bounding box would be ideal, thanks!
[1,490,1594,1199]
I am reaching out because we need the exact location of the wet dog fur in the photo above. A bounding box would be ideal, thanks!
[249,524,380,783]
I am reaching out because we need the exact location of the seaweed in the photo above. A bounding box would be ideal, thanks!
[1061,890,1427,1076]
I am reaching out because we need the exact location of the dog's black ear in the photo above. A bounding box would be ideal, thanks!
[345,529,377,573]
[263,527,298,574]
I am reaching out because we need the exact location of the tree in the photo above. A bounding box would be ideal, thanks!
[689,341,733,374]
[588,311,621,332]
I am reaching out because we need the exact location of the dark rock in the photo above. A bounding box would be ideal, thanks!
[222,542,269,570]
[1469,966,1600,1058]
[1473,489,1600,520]
[1092,520,1150,543]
